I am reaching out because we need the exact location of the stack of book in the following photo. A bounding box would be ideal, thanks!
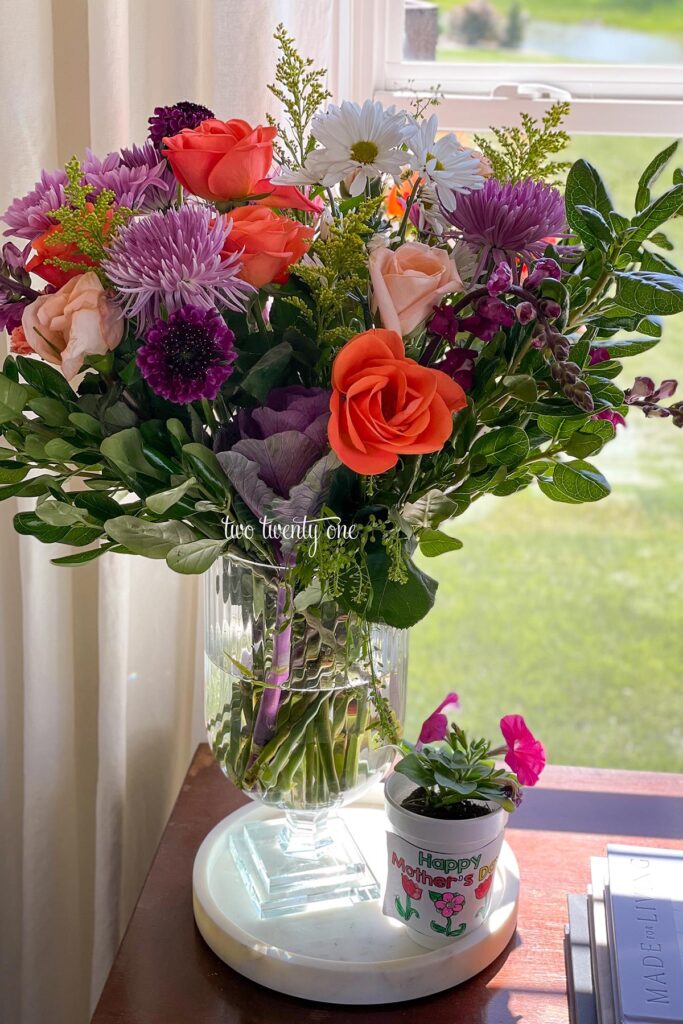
[564,844,683,1024]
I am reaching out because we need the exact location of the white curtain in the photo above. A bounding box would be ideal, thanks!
[0,2,338,1022]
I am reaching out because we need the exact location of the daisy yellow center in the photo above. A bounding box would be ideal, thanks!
[350,140,379,165]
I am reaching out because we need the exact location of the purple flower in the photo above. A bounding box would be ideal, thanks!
[438,348,477,391]
[588,346,611,367]
[137,304,236,404]
[148,101,215,149]
[593,409,626,428]
[477,296,515,327]
[2,169,67,240]
[427,305,458,343]
[83,142,176,212]
[416,692,460,749]
[444,178,567,269]
[487,261,513,296]
[0,242,39,332]
[102,204,251,328]
[516,301,536,325]
[525,257,562,289]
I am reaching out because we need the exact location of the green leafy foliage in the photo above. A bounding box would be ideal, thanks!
[266,23,330,167]
[473,102,571,184]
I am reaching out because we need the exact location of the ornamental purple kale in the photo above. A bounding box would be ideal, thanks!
[215,386,338,555]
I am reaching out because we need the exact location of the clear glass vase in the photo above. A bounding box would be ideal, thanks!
[204,555,408,917]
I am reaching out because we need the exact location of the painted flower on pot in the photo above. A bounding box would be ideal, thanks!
[395,874,423,920]
[474,874,493,901]
[430,891,466,937]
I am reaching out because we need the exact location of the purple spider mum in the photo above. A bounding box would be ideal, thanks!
[83,142,176,212]
[102,204,251,328]
[137,304,236,403]
[2,169,68,240]
[148,101,215,149]
[444,178,567,275]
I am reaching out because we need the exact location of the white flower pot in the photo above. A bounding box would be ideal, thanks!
[383,772,508,949]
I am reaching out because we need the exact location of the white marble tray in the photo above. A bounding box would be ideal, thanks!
[192,789,519,1004]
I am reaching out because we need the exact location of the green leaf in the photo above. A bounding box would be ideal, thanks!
[0,372,28,424]
[538,459,610,504]
[68,412,103,438]
[604,337,659,358]
[35,500,92,528]
[614,271,683,316]
[575,205,614,246]
[0,475,55,501]
[492,474,532,497]
[73,491,123,521]
[166,538,227,574]
[470,426,529,467]
[101,428,167,482]
[100,401,138,432]
[503,374,538,403]
[51,546,109,566]
[15,356,75,403]
[402,488,469,529]
[649,232,674,251]
[28,397,70,426]
[181,444,229,501]
[394,754,435,790]
[146,477,197,515]
[239,341,293,402]
[418,529,463,558]
[565,160,614,245]
[342,548,438,629]
[0,461,29,484]
[44,438,81,462]
[103,516,196,558]
[635,141,678,212]
[630,184,683,244]
[14,509,71,543]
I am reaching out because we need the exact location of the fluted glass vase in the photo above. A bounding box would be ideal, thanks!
[204,555,408,917]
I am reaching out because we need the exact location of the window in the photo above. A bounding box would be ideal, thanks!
[342,0,683,135]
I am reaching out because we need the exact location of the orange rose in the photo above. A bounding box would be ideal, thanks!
[369,241,463,337]
[26,224,98,289]
[386,173,420,220]
[163,118,277,202]
[328,328,467,475]
[10,326,32,355]
[22,272,123,381]
[222,207,313,288]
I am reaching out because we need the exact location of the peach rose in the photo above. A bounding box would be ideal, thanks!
[369,241,463,336]
[163,118,277,202]
[221,207,313,288]
[22,272,124,381]
[328,328,467,475]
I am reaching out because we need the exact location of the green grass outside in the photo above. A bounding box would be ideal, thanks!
[432,0,683,38]
[407,135,683,773]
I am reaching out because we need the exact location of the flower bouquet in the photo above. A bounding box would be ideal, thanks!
[2,26,683,910]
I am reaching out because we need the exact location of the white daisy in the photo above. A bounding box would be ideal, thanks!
[280,100,411,195]
[406,114,484,213]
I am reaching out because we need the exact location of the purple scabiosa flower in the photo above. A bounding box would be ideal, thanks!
[83,142,176,212]
[0,242,39,332]
[444,178,567,274]
[148,101,215,149]
[438,347,478,391]
[2,169,68,240]
[102,204,251,328]
[137,304,236,403]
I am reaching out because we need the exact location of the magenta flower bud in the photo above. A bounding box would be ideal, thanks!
[588,346,611,366]
[593,409,626,428]
[427,305,458,342]
[658,379,678,400]
[516,301,536,325]
[525,258,562,289]
[540,298,562,320]
[439,347,478,391]
[416,693,460,749]
[477,296,515,327]
[486,261,513,296]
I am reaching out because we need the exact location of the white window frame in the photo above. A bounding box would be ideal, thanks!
[336,0,683,135]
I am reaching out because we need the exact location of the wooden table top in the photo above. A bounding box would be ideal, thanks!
[92,745,683,1024]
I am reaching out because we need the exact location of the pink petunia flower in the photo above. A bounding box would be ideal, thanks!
[434,892,465,918]
[417,692,460,748]
[500,714,546,787]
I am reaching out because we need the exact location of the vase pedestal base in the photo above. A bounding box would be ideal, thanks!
[229,813,380,918]
[192,788,520,1004]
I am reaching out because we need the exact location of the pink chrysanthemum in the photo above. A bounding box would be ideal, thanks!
[83,142,176,212]
[102,204,251,328]
[444,177,567,268]
[2,169,68,240]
